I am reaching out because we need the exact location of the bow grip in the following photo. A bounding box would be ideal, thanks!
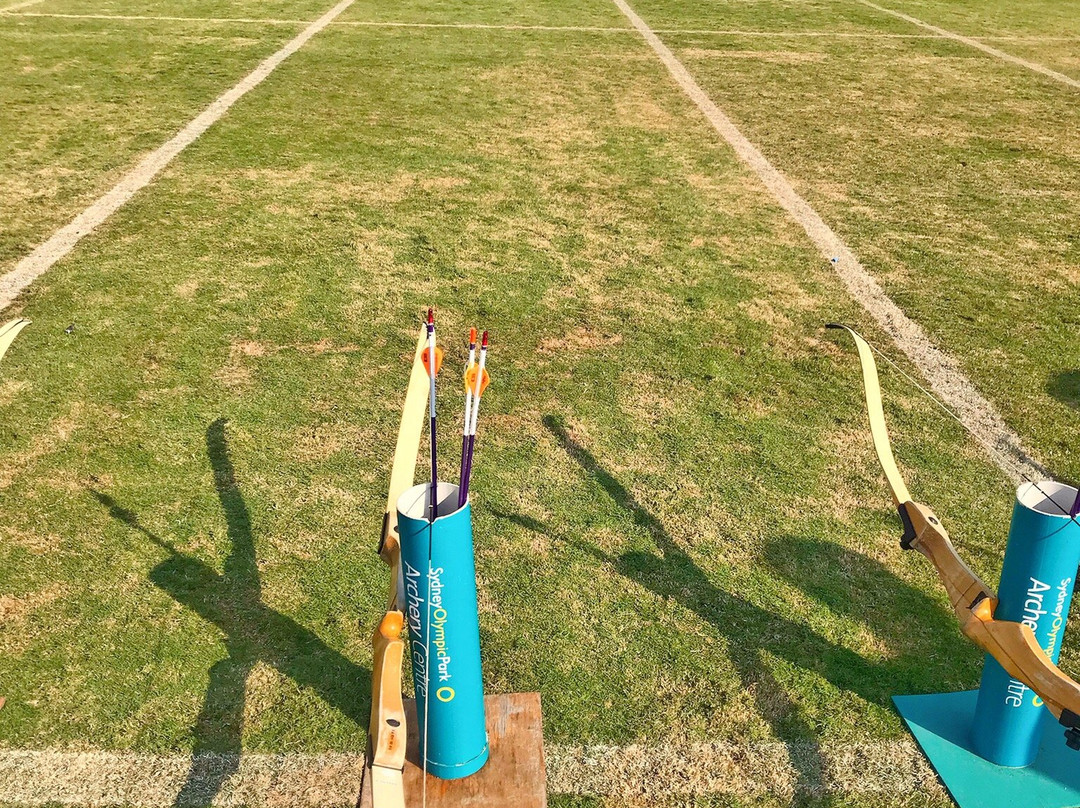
[898,503,918,550]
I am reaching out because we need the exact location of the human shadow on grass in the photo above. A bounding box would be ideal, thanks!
[504,415,972,798]
[91,419,370,808]
[1048,370,1080,411]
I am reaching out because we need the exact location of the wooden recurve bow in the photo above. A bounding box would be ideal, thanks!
[368,323,431,808]
[830,323,1080,750]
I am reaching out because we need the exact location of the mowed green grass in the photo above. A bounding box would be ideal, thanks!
[13,0,341,21]
[0,14,302,273]
[630,10,1080,479]
[0,0,1075,805]
[608,0,911,34]
[838,0,1080,81]
[867,0,1080,39]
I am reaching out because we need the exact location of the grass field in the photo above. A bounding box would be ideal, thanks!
[0,0,1077,804]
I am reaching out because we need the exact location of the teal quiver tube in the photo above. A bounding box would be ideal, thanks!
[396,481,489,779]
[971,481,1080,767]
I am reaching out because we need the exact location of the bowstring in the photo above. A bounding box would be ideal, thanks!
[859,334,1080,528]
[422,515,432,808]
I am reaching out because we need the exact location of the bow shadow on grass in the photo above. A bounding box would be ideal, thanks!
[511,415,968,796]
[92,419,370,808]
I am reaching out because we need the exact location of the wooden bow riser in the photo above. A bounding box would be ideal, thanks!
[903,501,1080,723]
[902,502,997,622]
[371,611,408,767]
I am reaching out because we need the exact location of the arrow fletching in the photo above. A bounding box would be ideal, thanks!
[421,345,444,377]
[463,364,490,398]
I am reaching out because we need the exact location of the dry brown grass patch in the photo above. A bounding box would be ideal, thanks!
[213,360,254,392]
[682,48,830,65]
[172,278,200,299]
[0,378,30,405]
[0,583,64,622]
[0,524,62,554]
[290,422,353,463]
[242,662,286,727]
[614,92,676,131]
[0,403,83,490]
[538,325,622,356]
[231,339,271,358]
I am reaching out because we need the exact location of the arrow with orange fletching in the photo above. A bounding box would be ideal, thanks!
[460,330,489,506]
[421,308,444,523]
[458,328,478,506]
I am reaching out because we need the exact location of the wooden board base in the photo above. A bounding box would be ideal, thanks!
[359,692,546,807]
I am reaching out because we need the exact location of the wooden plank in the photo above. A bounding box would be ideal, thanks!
[359,692,546,807]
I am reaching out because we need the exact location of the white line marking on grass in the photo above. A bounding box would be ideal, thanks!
[548,741,943,797]
[654,29,1080,42]
[2,12,629,31]
[337,20,630,32]
[0,0,355,312]
[655,28,941,37]
[5,12,1079,43]
[0,742,940,802]
[855,0,1080,90]
[3,11,309,24]
[611,0,1048,483]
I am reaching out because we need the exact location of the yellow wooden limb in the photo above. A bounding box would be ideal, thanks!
[380,325,430,576]
[0,319,30,363]
[828,324,911,506]
[965,612,1080,724]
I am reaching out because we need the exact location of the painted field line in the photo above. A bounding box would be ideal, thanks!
[656,29,1080,42]
[0,0,355,313]
[3,12,630,31]
[652,28,941,38]
[337,20,629,32]
[612,0,1048,483]
[855,0,1080,90]
[6,12,1079,43]
[3,11,309,24]
[0,741,940,802]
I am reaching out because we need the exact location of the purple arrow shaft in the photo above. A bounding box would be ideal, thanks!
[461,434,477,504]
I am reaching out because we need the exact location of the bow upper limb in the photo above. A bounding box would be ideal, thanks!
[0,319,30,364]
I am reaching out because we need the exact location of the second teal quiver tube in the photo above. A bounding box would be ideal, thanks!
[971,481,1080,767]
[396,481,489,780]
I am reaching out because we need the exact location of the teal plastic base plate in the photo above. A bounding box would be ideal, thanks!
[893,690,1080,808]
